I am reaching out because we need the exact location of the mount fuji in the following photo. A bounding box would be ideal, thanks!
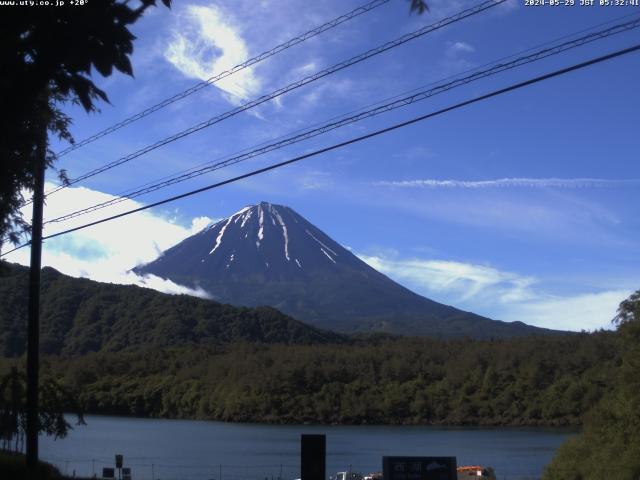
[134,202,554,338]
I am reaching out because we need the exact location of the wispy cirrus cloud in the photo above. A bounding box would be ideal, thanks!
[374,178,640,189]
[363,182,633,245]
[358,252,633,331]
[359,254,537,304]
[164,4,261,103]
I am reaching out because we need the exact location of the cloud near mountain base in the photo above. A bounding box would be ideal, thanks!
[358,253,631,332]
[2,182,215,299]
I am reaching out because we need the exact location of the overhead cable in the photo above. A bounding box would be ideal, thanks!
[54,0,392,159]
[3,42,638,258]
[41,0,506,199]
[44,16,640,224]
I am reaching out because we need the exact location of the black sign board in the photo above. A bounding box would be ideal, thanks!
[383,457,457,480]
[102,467,115,479]
[122,468,131,475]
[301,434,326,480]
[115,454,124,468]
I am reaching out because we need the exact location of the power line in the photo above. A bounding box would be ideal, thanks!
[74,10,640,201]
[53,0,392,159]
[41,0,506,198]
[4,42,638,258]
[43,16,640,225]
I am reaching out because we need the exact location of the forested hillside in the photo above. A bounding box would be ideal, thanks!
[0,332,617,426]
[0,260,629,430]
[543,290,640,479]
[0,262,345,356]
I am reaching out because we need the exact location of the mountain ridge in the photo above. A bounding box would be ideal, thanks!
[0,261,346,357]
[135,201,559,338]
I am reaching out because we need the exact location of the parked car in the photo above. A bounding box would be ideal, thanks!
[457,465,497,479]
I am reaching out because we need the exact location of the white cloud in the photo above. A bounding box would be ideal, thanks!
[164,4,261,103]
[271,95,284,111]
[358,252,633,331]
[359,254,536,304]
[363,186,629,247]
[3,183,215,299]
[375,178,640,189]
[189,215,215,234]
[441,40,476,73]
[506,290,631,332]
[446,41,475,55]
[294,61,318,76]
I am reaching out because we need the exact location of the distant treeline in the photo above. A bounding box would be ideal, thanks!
[0,332,618,427]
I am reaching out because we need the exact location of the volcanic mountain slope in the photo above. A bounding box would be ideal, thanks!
[135,202,556,338]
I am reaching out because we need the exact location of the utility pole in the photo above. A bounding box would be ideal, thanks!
[26,122,47,474]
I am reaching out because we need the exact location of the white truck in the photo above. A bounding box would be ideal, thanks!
[334,471,363,480]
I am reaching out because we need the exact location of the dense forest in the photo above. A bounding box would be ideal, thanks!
[0,260,624,428]
[0,332,618,427]
[0,263,553,353]
[0,263,345,357]
[2,261,639,478]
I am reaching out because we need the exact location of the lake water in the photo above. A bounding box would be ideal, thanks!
[40,416,575,480]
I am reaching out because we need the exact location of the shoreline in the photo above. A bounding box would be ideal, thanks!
[65,412,583,432]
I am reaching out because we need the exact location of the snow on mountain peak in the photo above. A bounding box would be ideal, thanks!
[152,202,351,279]
[134,202,546,339]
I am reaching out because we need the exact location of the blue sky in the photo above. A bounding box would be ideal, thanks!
[6,0,640,331]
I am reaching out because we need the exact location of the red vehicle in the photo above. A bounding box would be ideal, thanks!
[456,465,497,479]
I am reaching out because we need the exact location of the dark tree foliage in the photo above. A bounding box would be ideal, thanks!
[0,366,84,453]
[0,0,171,246]
[544,290,640,479]
[0,450,64,480]
[613,289,640,326]
[0,261,624,427]
[0,261,630,429]
[0,262,345,356]
[408,0,430,14]
[0,332,617,427]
